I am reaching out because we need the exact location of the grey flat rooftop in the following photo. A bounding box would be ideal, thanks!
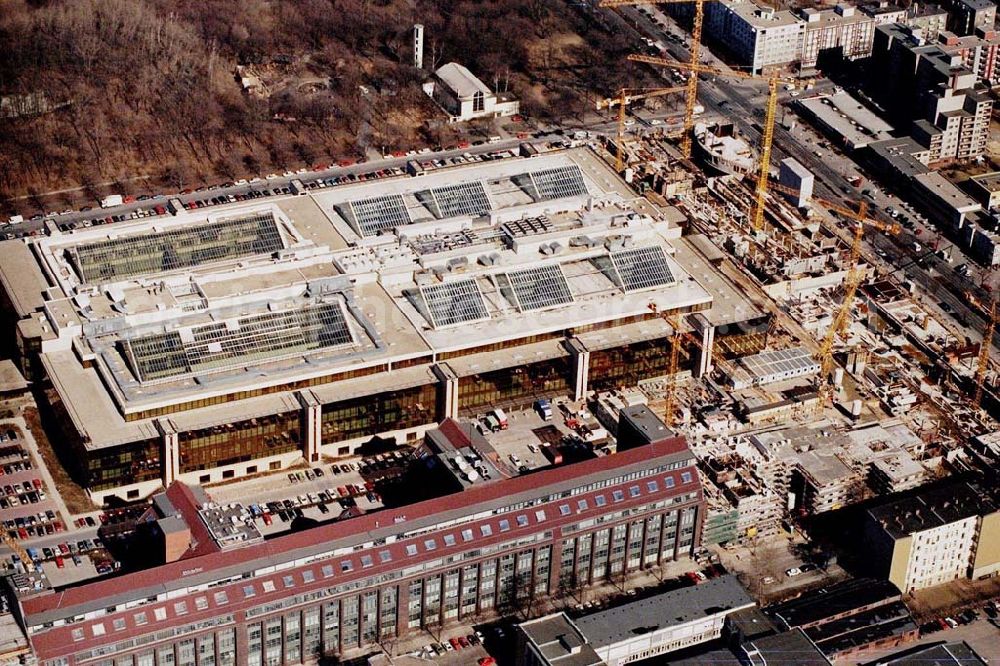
[865,641,988,666]
[808,602,916,655]
[767,578,899,629]
[727,2,803,28]
[795,449,854,486]
[669,646,742,665]
[797,93,895,149]
[673,237,763,327]
[739,347,818,381]
[868,138,930,179]
[620,404,673,443]
[0,359,27,393]
[575,575,754,648]
[867,481,998,538]
[745,629,831,665]
[913,172,982,212]
[198,502,263,550]
[970,171,1000,194]
[0,240,48,318]
[517,614,605,666]
[727,607,778,641]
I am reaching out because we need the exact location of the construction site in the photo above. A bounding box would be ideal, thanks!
[580,0,1000,563]
[3,0,1000,664]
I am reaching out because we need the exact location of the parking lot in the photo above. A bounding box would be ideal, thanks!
[471,399,615,474]
[207,400,617,541]
[714,536,849,604]
[209,451,417,536]
[0,419,78,572]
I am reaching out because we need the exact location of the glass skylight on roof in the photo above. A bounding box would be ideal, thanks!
[123,301,355,382]
[609,246,676,293]
[514,165,589,201]
[70,212,284,283]
[417,181,493,219]
[418,279,490,329]
[341,194,411,237]
[501,264,574,312]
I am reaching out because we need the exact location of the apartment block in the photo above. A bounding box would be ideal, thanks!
[705,0,875,72]
[911,65,992,164]
[706,0,805,73]
[937,0,996,35]
[938,28,1000,85]
[800,5,877,69]
[859,1,907,26]
[869,24,993,163]
[864,481,1000,592]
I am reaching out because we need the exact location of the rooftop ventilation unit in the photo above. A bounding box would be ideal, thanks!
[569,235,599,248]
[414,270,436,286]
[446,257,469,272]
[604,235,627,252]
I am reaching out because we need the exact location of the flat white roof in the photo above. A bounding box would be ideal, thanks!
[6,147,758,447]
[798,92,894,148]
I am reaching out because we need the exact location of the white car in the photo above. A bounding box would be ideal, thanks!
[785,567,801,577]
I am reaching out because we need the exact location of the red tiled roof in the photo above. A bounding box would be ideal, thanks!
[22,437,691,618]
[163,482,221,559]
[436,418,472,448]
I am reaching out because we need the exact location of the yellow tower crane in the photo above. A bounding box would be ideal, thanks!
[964,292,997,408]
[628,54,794,233]
[596,86,686,171]
[814,205,900,397]
[600,0,711,158]
[652,305,740,428]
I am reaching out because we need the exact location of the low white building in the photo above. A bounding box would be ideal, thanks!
[728,347,819,390]
[424,62,519,123]
[516,576,755,666]
[576,576,754,665]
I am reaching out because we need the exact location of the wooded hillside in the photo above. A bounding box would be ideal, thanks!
[0,0,648,209]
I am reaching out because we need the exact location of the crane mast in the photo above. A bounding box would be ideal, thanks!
[600,0,708,158]
[596,86,686,171]
[628,54,796,233]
